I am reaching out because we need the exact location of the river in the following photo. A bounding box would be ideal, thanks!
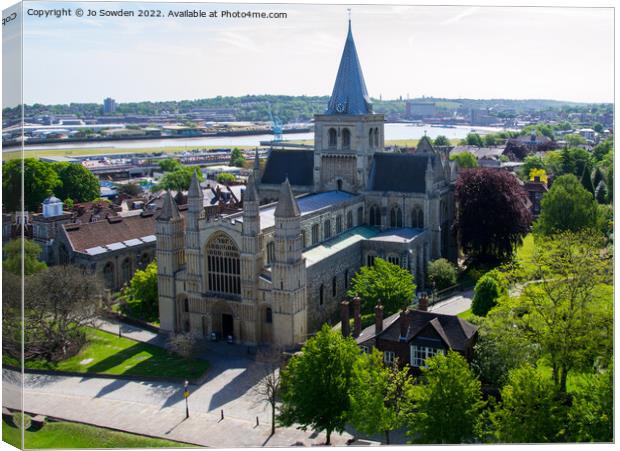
[19,123,511,152]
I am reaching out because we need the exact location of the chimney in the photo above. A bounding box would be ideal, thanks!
[418,294,429,312]
[340,300,350,337]
[399,308,410,341]
[375,302,384,335]
[352,295,362,337]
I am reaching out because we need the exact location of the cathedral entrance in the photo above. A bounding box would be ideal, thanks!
[222,313,234,339]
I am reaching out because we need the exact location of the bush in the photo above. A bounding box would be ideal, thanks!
[427,258,458,290]
[216,172,236,184]
[471,270,507,317]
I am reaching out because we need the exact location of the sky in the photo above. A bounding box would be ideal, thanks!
[3,1,615,107]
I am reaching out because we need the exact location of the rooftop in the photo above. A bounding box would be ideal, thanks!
[369,227,424,243]
[304,225,378,266]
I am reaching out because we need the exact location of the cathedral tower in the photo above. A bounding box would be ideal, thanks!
[156,191,185,332]
[240,173,263,302]
[314,19,384,193]
[271,178,307,347]
[185,171,203,293]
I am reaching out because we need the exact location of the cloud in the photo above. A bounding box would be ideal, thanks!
[441,7,479,25]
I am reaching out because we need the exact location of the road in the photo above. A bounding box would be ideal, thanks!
[428,289,473,315]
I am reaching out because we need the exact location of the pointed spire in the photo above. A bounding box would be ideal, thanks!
[253,148,260,171]
[326,16,372,115]
[188,170,203,198]
[244,172,259,203]
[158,190,181,221]
[274,177,300,218]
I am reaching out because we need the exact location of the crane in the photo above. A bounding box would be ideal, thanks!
[267,102,283,142]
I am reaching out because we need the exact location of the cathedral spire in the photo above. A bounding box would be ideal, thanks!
[244,172,259,203]
[158,190,181,221]
[326,16,372,115]
[188,170,202,198]
[274,177,300,218]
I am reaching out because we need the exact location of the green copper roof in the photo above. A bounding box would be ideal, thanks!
[326,20,373,116]
[303,226,378,266]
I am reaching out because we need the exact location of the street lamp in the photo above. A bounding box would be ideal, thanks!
[183,380,190,419]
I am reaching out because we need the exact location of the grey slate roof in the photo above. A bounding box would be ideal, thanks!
[261,150,314,186]
[369,153,433,193]
[274,178,300,218]
[325,20,372,115]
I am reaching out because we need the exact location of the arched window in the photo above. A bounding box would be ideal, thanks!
[388,255,401,266]
[390,206,403,228]
[368,129,374,147]
[357,206,364,225]
[266,307,273,323]
[266,241,275,264]
[367,254,376,266]
[205,232,241,295]
[412,208,424,228]
[103,262,114,288]
[418,209,424,228]
[347,211,353,229]
[336,215,343,234]
[184,297,189,313]
[121,258,132,285]
[324,219,332,240]
[370,205,381,227]
[337,179,343,191]
[342,128,351,149]
[311,224,319,245]
[319,284,324,305]
[301,230,307,248]
[328,128,337,148]
[374,127,379,147]
[332,276,337,297]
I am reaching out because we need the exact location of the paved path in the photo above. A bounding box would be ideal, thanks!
[428,289,473,315]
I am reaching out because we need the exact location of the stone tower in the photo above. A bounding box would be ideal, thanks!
[185,171,203,294]
[313,19,385,193]
[156,191,185,332]
[271,178,307,348]
[240,173,263,303]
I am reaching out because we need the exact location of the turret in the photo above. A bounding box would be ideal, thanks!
[185,171,203,293]
[240,172,263,305]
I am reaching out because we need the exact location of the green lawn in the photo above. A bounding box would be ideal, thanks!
[2,418,193,449]
[21,328,209,380]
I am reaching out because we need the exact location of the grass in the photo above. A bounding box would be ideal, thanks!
[2,418,193,449]
[457,308,477,321]
[20,328,209,380]
[515,233,536,272]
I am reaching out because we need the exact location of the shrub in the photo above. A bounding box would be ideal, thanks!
[216,172,236,184]
[471,270,507,317]
[427,258,458,290]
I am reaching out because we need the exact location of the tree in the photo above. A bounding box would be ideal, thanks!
[560,147,592,178]
[449,151,478,168]
[483,134,497,147]
[216,172,236,185]
[348,257,416,315]
[471,270,507,317]
[53,162,100,203]
[229,148,245,167]
[252,348,285,436]
[592,138,612,162]
[406,351,484,444]
[158,158,182,172]
[594,180,608,204]
[568,363,613,442]
[509,232,612,393]
[534,174,598,236]
[117,182,142,197]
[520,155,545,180]
[593,123,603,133]
[3,239,47,275]
[489,365,567,443]
[543,150,563,176]
[2,158,61,211]
[278,324,360,445]
[120,260,158,322]
[564,133,586,147]
[427,258,457,290]
[455,168,531,265]
[580,168,595,195]
[157,166,203,191]
[349,349,413,444]
[462,133,483,147]
[433,135,450,147]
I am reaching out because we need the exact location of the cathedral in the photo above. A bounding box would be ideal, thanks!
[156,20,457,348]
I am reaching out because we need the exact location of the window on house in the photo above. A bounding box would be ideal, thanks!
[266,241,276,264]
[328,128,337,148]
[390,206,402,228]
[347,211,353,229]
[342,128,351,149]
[384,351,395,365]
[311,224,319,245]
[361,345,370,354]
[410,345,444,368]
[324,219,331,240]
[336,215,343,234]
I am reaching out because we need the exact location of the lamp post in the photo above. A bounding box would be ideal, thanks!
[183,380,190,419]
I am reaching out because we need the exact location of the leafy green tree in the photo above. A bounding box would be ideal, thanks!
[348,257,415,315]
[580,168,595,194]
[564,133,586,147]
[594,180,608,204]
[229,148,245,167]
[592,167,605,188]
[278,324,360,445]
[519,155,545,180]
[3,239,47,275]
[534,174,598,236]
[406,351,484,444]
[482,134,497,146]
[542,150,563,176]
[450,152,478,168]
[3,158,61,211]
[592,123,603,133]
[463,133,483,147]
[427,258,457,290]
[157,166,203,191]
[117,182,142,197]
[568,363,613,442]
[158,158,182,172]
[560,147,592,178]
[349,349,413,444]
[120,260,158,322]
[471,270,507,317]
[216,172,236,184]
[63,198,75,209]
[433,135,450,147]
[592,138,613,162]
[489,365,567,443]
[53,162,100,203]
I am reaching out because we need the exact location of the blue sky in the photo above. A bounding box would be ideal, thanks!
[7,1,615,106]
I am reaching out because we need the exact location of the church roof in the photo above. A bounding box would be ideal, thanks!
[261,149,314,186]
[325,20,372,115]
[274,178,301,218]
[369,153,435,193]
